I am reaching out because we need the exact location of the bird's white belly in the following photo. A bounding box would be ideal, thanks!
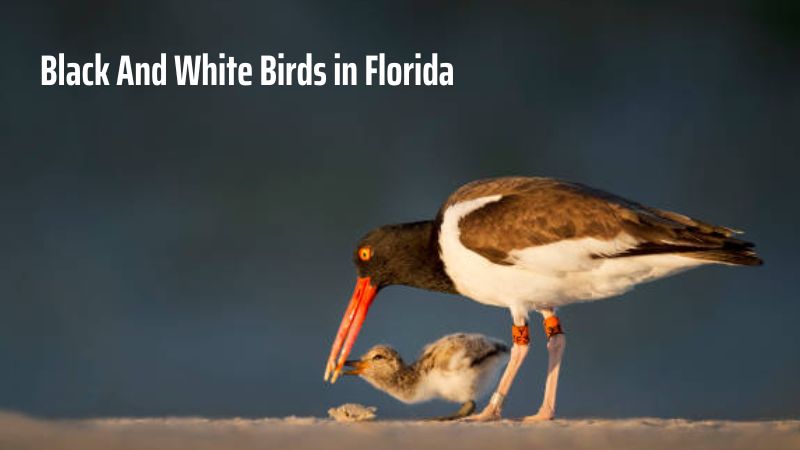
[414,370,478,403]
[439,196,707,312]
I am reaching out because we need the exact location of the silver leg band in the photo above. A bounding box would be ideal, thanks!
[489,392,505,409]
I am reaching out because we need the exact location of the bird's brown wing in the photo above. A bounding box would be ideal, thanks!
[445,177,761,266]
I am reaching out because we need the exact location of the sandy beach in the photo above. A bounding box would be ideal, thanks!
[1,412,797,450]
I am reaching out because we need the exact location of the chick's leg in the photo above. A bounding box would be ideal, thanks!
[427,400,476,421]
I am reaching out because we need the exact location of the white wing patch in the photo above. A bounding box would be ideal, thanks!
[507,235,639,273]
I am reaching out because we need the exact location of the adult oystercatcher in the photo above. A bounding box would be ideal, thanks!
[343,333,509,420]
[324,177,761,421]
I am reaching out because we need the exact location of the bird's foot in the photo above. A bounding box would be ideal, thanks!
[521,408,554,422]
[426,400,476,421]
[461,405,501,422]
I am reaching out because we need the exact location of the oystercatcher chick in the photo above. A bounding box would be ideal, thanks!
[343,333,509,420]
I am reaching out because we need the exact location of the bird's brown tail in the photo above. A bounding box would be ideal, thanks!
[684,244,763,266]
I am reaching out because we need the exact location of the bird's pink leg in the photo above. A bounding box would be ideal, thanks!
[524,309,565,422]
[465,319,530,422]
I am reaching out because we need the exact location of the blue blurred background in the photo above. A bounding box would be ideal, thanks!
[2,1,799,419]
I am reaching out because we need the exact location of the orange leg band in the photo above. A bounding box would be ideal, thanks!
[543,316,564,338]
[512,324,530,345]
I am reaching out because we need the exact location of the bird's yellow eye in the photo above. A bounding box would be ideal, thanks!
[358,246,373,261]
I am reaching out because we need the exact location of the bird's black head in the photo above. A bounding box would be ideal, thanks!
[324,220,454,383]
[353,221,443,289]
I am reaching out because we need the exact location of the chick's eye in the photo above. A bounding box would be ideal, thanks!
[372,354,384,361]
[358,246,373,261]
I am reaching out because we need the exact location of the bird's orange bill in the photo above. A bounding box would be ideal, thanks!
[324,276,377,383]
[343,360,366,375]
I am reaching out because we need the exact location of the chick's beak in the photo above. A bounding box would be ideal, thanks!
[343,360,367,375]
